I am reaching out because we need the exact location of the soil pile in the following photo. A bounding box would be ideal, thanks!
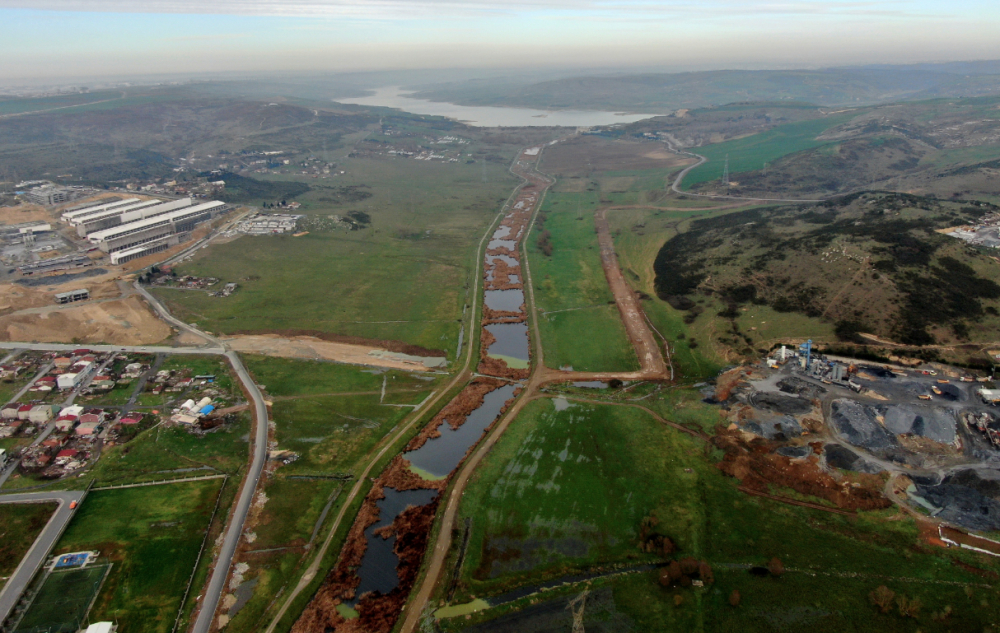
[713,427,890,511]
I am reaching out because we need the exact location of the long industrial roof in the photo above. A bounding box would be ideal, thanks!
[62,197,140,221]
[88,201,224,243]
[77,198,192,228]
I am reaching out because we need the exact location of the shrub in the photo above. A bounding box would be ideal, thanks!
[870,586,895,613]
[729,590,741,607]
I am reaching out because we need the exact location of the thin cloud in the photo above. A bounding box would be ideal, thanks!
[0,0,953,20]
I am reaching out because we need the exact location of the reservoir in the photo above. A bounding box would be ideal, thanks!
[336,87,657,128]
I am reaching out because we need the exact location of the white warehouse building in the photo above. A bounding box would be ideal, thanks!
[74,198,194,237]
[87,201,227,264]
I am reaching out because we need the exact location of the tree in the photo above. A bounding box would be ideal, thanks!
[768,557,784,577]
[897,595,921,618]
[869,585,895,613]
[729,590,741,607]
[699,561,714,584]
[662,537,676,556]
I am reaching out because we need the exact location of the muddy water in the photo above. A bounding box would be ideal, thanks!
[573,381,608,389]
[508,274,520,284]
[350,488,438,605]
[493,226,512,239]
[484,289,525,312]
[488,239,518,250]
[486,254,519,268]
[404,384,517,479]
[485,322,530,362]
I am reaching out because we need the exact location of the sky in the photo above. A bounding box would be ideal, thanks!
[1,0,999,83]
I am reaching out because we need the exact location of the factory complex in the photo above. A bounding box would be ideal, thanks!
[60,197,228,264]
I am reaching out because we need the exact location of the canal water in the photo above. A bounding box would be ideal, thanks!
[485,322,530,363]
[484,289,525,312]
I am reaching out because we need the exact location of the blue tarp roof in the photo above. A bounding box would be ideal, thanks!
[200,405,215,414]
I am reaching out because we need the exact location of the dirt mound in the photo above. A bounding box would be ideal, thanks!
[0,295,170,345]
[224,334,443,371]
[777,377,827,399]
[233,328,446,358]
[747,391,814,415]
[713,427,890,511]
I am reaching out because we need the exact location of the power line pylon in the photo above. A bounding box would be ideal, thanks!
[567,586,590,633]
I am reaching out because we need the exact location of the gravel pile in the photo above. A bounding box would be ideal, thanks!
[747,391,814,415]
[777,446,812,459]
[915,483,1000,532]
[740,414,803,440]
[824,444,885,473]
[777,377,827,399]
[881,405,957,444]
[830,399,899,454]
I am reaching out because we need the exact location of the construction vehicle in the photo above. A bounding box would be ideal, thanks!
[918,394,933,400]
[932,386,943,396]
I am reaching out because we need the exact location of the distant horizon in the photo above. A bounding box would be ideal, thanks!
[5,56,1000,92]
[1,1,998,83]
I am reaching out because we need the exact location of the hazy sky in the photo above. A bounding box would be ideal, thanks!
[2,0,999,82]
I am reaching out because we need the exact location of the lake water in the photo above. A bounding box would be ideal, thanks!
[335,87,657,128]
[485,322,530,362]
[484,289,525,312]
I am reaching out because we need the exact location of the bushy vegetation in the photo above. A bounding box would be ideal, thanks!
[209,171,311,203]
[653,192,1000,347]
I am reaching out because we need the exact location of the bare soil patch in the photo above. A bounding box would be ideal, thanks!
[0,203,53,225]
[223,334,443,371]
[541,136,692,176]
[0,295,171,345]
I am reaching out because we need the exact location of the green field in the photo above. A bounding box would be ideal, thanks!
[14,565,110,633]
[681,112,860,188]
[446,396,1000,631]
[243,354,442,398]
[527,193,639,372]
[155,153,520,357]
[52,480,223,633]
[0,502,56,583]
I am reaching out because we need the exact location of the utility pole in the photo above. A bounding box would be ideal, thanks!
[722,154,730,186]
[567,586,589,633]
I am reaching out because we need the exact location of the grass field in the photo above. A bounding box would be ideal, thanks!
[243,354,442,398]
[681,112,860,188]
[52,480,223,633]
[0,502,56,584]
[155,153,519,357]
[14,565,109,633]
[527,193,639,372]
[448,396,1000,631]
[83,413,250,486]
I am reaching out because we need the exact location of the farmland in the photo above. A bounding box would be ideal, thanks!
[680,111,861,188]
[51,480,224,633]
[442,397,1000,632]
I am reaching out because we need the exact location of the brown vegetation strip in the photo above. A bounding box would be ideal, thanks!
[292,379,520,633]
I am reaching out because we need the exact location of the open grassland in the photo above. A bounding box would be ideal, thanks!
[0,91,124,115]
[527,193,638,372]
[222,476,344,633]
[605,206,736,379]
[0,502,56,584]
[681,112,861,188]
[83,413,250,486]
[446,396,1000,632]
[272,394,414,475]
[243,354,443,398]
[54,480,223,633]
[156,154,518,357]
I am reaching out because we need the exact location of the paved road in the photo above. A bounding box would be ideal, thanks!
[189,351,267,633]
[0,490,86,624]
[0,342,224,356]
[133,282,223,348]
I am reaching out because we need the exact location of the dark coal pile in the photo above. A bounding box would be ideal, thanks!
[747,392,813,415]
[936,383,962,401]
[777,377,827,399]
[859,365,895,379]
[15,267,107,287]
[942,469,1000,498]
[777,446,812,459]
[830,399,899,454]
[740,415,803,440]
[823,444,884,474]
[881,405,957,444]
[915,483,1000,531]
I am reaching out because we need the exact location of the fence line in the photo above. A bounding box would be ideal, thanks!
[172,476,229,633]
[91,473,226,491]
